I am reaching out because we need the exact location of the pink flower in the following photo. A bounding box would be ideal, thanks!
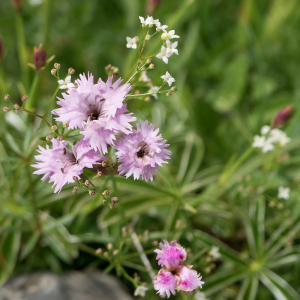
[114,121,171,182]
[52,74,136,153]
[32,138,105,193]
[153,269,178,298]
[153,240,204,298]
[154,240,187,269]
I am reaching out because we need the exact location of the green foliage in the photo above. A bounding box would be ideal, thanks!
[1,0,300,299]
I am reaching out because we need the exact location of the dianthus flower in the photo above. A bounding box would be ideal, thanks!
[114,121,171,182]
[32,138,105,193]
[52,74,136,153]
[153,240,204,298]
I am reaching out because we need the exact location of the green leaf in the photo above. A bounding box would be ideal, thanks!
[4,133,23,156]
[20,232,40,260]
[194,230,249,267]
[259,268,300,300]
[237,275,259,300]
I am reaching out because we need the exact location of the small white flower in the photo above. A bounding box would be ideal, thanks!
[166,40,179,56]
[139,16,146,25]
[252,135,266,148]
[278,187,290,200]
[167,30,180,39]
[58,75,75,90]
[139,71,151,83]
[126,37,137,49]
[161,71,175,86]
[262,138,275,153]
[149,86,160,99]
[195,291,210,300]
[269,129,290,146]
[134,286,148,297]
[209,245,221,259]
[261,125,270,135]
[145,16,156,25]
[156,46,169,64]
[155,21,168,32]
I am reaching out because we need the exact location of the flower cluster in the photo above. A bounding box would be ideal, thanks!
[252,125,290,153]
[31,72,171,193]
[153,240,204,298]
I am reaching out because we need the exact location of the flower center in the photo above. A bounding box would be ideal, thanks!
[137,141,149,158]
[88,111,99,121]
[60,148,77,173]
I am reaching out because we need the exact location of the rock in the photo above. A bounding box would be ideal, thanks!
[0,271,134,300]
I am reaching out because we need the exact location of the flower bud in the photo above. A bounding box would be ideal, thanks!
[68,67,75,74]
[166,91,172,96]
[161,32,168,40]
[145,34,151,41]
[145,96,151,102]
[103,200,107,205]
[46,135,53,141]
[73,176,79,181]
[51,125,57,131]
[146,0,162,16]
[51,69,57,75]
[171,86,177,92]
[73,186,79,191]
[149,63,154,69]
[102,190,110,196]
[33,44,47,71]
[89,190,95,196]
[54,63,61,69]
[110,163,115,168]
[4,94,10,101]
[57,135,64,141]
[272,105,293,129]
[85,180,90,186]
[95,248,102,254]
[104,252,109,258]
[113,249,119,255]
[0,35,4,63]
[135,36,139,42]
[72,189,77,195]
[3,107,9,112]
[107,243,113,250]
[11,0,22,13]
[97,171,103,177]
[14,103,20,110]
[63,122,69,128]
[112,197,119,203]
[21,95,27,101]
[102,161,108,167]
[146,58,152,64]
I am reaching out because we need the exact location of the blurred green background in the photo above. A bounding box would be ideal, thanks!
[1,0,300,299]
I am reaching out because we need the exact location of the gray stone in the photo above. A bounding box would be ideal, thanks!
[0,271,134,300]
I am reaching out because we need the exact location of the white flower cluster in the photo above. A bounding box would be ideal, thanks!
[252,125,290,153]
[278,186,290,200]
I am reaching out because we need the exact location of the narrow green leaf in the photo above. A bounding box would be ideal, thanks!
[20,232,40,260]
[237,275,259,300]
[5,133,23,156]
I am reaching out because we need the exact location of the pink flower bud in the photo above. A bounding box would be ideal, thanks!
[14,103,20,110]
[3,107,9,112]
[33,44,47,71]
[146,0,162,16]
[272,105,293,129]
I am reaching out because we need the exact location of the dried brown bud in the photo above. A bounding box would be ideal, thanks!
[272,105,293,129]
[4,94,10,101]
[14,103,20,110]
[3,107,9,112]
[33,44,47,71]
[21,95,27,101]
[54,63,61,69]
[68,67,75,74]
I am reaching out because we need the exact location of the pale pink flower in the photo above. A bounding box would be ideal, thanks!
[32,138,105,193]
[153,269,178,298]
[114,121,171,182]
[154,240,187,269]
[177,265,205,294]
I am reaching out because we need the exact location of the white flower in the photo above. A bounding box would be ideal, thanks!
[58,75,75,90]
[156,46,169,64]
[261,125,270,135]
[278,187,290,200]
[252,135,266,148]
[167,30,180,39]
[149,86,160,99]
[194,291,210,300]
[126,37,137,49]
[155,21,168,32]
[161,71,175,86]
[139,71,151,83]
[139,16,146,25]
[166,40,179,56]
[262,139,275,153]
[134,286,148,297]
[145,16,157,25]
[269,129,291,146]
[209,245,221,259]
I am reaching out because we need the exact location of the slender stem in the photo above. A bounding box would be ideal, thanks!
[126,83,166,98]
[44,85,60,116]
[26,164,39,224]
[25,73,40,110]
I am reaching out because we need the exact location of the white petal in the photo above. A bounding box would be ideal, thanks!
[58,79,65,85]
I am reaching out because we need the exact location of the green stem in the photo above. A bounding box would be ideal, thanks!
[15,13,29,91]
[25,73,40,110]
[44,85,60,116]
[26,164,39,224]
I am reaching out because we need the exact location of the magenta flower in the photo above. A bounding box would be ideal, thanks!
[153,240,204,298]
[32,138,105,193]
[52,73,136,153]
[114,121,171,182]
[154,240,187,269]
